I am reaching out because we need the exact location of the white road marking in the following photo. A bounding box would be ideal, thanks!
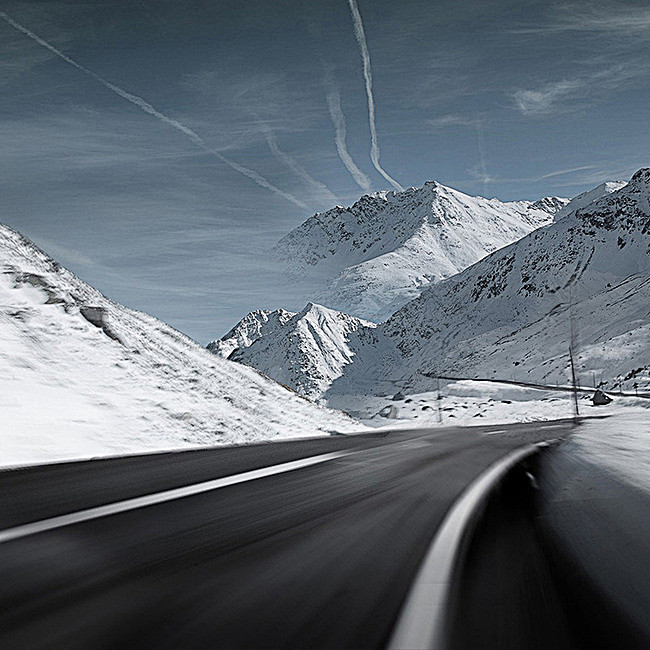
[484,429,506,435]
[0,451,351,544]
[387,444,541,650]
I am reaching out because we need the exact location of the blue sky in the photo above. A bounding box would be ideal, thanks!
[1,0,649,341]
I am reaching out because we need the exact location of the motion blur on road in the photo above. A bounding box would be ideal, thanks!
[0,419,648,649]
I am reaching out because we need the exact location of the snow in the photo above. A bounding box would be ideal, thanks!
[273,180,566,321]
[568,410,650,490]
[327,169,650,401]
[325,377,648,432]
[217,173,648,408]
[223,302,377,398]
[207,308,296,359]
[0,223,363,467]
[554,180,627,220]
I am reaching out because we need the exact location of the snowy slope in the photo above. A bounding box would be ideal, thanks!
[273,181,567,321]
[0,224,362,466]
[227,303,377,398]
[328,169,650,400]
[207,308,296,359]
[554,181,627,220]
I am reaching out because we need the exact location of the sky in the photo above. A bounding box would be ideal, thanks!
[1,0,649,342]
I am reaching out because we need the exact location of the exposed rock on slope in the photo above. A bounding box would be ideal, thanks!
[0,223,361,465]
[328,169,650,400]
[207,308,295,359]
[273,181,567,321]
[554,181,627,220]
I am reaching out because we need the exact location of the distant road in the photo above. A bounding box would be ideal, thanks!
[423,373,650,399]
[0,421,576,648]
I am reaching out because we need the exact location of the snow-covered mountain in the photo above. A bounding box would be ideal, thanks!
[327,169,650,403]
[554,180,627,220]
[207,308,296,359]
[0,223,361,465]
[220,303,376,398]
[273,181,568,321]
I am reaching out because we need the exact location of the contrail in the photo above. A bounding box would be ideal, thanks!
[475,119,490,195]
[324,79,372,193]
[262,126,339,204]
[0,11,309,210]
[346,0,403,192]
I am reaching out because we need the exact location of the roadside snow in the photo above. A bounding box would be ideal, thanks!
[328,379,647,430]
[569,410,650,490]
[0,223,364,468]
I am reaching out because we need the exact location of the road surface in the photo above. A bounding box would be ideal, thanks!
[0,421,574,648]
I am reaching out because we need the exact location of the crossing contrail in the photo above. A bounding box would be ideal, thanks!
[0,11,309,210]
[262,127,339,204]
[324,78,372,193]
[346,0,403,191]
[475,119,490,195]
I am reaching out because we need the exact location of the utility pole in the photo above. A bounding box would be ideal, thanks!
[569,299,580,419]
[569,344,579,419]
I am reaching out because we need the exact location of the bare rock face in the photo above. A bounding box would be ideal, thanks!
[79,305,122,343]
[592,390,613,406]
[80,305,107,328]
[14,272,66,304]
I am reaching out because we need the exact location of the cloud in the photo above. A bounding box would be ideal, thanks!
[511,3,650,117]
[535,165,598,180]
[511,60,650,116]
[472,119,492,194]
[520,2,650,37]
[512,79,584,115]
[346,0,403,191]
[428,114,482,129]
[0,11,309,211]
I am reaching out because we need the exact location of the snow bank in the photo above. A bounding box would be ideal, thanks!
[0,223,363,467]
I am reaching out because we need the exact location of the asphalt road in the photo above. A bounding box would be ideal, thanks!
[0,421,572,649]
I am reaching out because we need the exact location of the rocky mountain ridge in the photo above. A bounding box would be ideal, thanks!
[273,180,568,321]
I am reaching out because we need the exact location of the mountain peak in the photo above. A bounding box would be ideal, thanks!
[628,167,650,190]
[219,302,376,398]
[555,180,627,220]
[273,179,566,321]
[207,307,296,359]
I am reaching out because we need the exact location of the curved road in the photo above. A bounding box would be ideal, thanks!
[0,421,573,648]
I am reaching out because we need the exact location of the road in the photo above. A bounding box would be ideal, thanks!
[0,421,573,649]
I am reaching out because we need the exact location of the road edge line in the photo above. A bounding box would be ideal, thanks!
[0,451,350,545]
[387,443,542,650]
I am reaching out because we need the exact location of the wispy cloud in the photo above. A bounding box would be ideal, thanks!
[0,11,309,211]
[262,127,339,205]
[346,0,403,191]
[517,2,650,37]
[511,61,649,116]
[324,73,372,193]
[428,114,481,129]
[471,119,493,194]
[512,79,584,115]
[510,2,650,118]
[535,165,598,180]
